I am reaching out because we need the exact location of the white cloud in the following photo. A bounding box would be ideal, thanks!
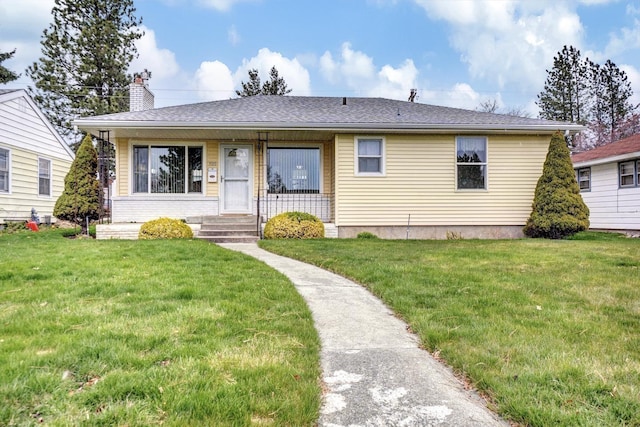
[619,64,640,109]
[128,26,197,107]
[228,25,240,46]
[411,0,585,103]
[197,0,257,12]
[319,43,418,100]
[604,18,640,58]
[0,0,55,87]
[234,48,312,95]
[194,61,235,100]
[192,48,311,100]
[130,26,180,80]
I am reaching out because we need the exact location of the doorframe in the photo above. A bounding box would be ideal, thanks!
[219,144,253,214]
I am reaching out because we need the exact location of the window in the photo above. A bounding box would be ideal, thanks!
[356,137,384,175]
[133,145,203,193]
[38,158,51,196]
[619,161,636,187]
[0,148,9,193]
[267,147,320,193]
[576,168,591,191]
[456,136,487,190]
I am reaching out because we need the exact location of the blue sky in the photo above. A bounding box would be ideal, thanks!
[1,0,639,115]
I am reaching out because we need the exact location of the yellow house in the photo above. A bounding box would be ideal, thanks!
[75,82,582,240]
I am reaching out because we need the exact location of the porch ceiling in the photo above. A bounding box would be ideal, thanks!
[90,127,336,143]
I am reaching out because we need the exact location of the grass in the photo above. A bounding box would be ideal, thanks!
[0,228,320,426]
[260,232,640,427]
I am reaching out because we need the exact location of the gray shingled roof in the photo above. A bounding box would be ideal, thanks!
[0,89,20,96]
[76,96,581,132]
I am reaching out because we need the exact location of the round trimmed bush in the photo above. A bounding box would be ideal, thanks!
[139,217,193,240]
[263,212,324,239]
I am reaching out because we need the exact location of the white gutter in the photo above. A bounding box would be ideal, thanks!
[73,119,585,134]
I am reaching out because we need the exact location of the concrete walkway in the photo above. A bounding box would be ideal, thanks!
[219,243,509,427]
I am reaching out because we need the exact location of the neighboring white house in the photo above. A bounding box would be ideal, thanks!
[0,89,74,224]
[572,134,640,231]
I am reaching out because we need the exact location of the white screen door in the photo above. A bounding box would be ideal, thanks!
[221,146,252,213]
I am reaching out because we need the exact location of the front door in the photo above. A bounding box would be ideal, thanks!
[220,145,252,214]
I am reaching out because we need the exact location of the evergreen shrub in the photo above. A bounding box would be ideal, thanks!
[263,212,324,239]
[139,218,193,240]
[523,132,590,239]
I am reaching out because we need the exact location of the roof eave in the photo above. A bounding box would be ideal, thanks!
[73,118,585,135]
[573,150,640,167]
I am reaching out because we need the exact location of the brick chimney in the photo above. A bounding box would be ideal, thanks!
[129,69,154,112]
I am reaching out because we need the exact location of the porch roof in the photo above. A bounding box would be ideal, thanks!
[74,96,583,142]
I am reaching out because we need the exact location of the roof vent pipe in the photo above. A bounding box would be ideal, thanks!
[342,97,347,105]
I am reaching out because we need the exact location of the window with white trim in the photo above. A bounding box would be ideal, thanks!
[133,145,203,193]
[38,158,51,196]
[0,147,9,193]
[456,136,487,190]
[619,160,637,187]
[576,167,591,191]
[356,137,384,175]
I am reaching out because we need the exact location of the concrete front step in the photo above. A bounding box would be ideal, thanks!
[199,229,258,237]
[196,215,260,244]
[199,235,260,244]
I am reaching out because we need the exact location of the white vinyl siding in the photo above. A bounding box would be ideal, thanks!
[335,134,549,227]
[577,161,640,230]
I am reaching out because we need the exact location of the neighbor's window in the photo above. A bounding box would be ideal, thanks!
[267,147,320,193]
[133,145,203,194]
[619,160,636,187]
[0,147,9,193]
[38,158,51,196]
[456,136,487,190]
[356,137,384,175]
[576,167,591,191]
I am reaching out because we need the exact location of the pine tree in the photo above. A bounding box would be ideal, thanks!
[261,66,292,95]
[236,66,292,97]
[0,49,19,83]
[589,60,635,146]
[54,134,101,235]
[537,46,590,125]
[523,132,589,239]
[27,0,142,149]
[235,69,262,97]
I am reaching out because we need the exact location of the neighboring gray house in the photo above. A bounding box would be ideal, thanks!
[572,134,640,231]
[74,83,582,240]
[0,89,74,224]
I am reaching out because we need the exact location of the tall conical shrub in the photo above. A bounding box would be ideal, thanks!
[523,132,589,239]
[54,134,101,235]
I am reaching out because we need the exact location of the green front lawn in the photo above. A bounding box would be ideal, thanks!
[0,229,320,426]
[260,232,640,427]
